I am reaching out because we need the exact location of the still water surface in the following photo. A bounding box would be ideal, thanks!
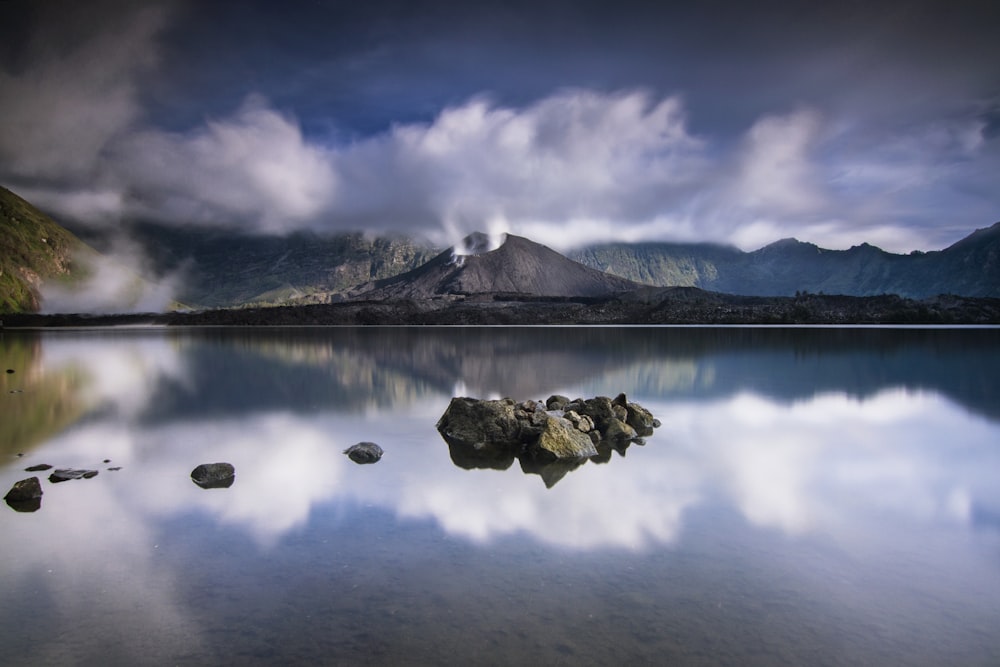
[1,326,999,665]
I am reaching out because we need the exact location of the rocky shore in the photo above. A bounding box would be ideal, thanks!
[6,289,1000,327]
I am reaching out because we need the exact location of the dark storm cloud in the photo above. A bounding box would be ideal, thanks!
[1,0,998,252]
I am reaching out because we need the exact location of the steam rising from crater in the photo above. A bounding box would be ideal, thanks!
[450,223,509,266]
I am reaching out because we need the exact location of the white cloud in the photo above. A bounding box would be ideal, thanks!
[331,89,707,246]
[3,23,997,254]
[731,108,828,217]
[117,96,338,232]
[92,89,988,252]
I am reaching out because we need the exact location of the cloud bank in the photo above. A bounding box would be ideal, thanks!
[1,1,998,253]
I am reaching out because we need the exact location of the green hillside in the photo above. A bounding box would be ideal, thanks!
[0,186,93,313]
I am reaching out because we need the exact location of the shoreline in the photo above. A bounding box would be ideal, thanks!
[4,290,1000,327]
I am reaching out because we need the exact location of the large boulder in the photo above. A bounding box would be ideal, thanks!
[535,416,599,459]
[191,462,235,489]
[436,397,524,445]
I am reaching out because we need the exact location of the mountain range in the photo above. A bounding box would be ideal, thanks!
[570,227,1000,299]
[92,217,1000,308]
[1,184,998,313]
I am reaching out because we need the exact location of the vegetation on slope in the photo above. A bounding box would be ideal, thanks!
[0,186,93,313]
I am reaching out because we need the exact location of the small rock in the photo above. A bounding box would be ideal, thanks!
[107,467,122,471]
[5,369,14,374]
[603,419,637,442]
[5,477,43,502]
[24,464,53,472]
[344,442,383,464]
[546,395,570,411]
[576,396,617,432]
[191,462,235,489]
[624,401,657,434]
[103,459,111,463]
[49,469,99,483]
[564,410,595,433]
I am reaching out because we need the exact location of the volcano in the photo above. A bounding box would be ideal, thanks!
[352,232,645,299]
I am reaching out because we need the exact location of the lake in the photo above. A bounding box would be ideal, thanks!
[2,326,1000,666]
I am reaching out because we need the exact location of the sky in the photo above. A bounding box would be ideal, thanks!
[1,0,998,253]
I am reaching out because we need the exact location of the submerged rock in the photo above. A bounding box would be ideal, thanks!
[437,397,524,445]
[344,442,384,464]
[191,462,235,489]
[24,464,53,472]
[49,469,98,483]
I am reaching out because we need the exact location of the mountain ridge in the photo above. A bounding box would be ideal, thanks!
[4,185,998,312]
[570,222,1000,299]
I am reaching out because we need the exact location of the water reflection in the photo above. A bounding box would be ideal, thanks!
[2,327,997,551]
[2,327,999,665]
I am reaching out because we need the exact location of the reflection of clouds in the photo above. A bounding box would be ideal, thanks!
[2,446,204,663]
[37,414,352,547]
[388,388,1000,550]
[661,389,1000,539]
[41,333,188,418]
[394,456,702,549]
[140,414,350,545]
[9,348,1000,555]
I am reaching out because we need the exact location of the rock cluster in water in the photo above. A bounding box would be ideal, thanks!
[437,393,659,487]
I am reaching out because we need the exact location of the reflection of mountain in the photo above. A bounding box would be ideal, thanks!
[0,334,87,455]
[133,327,1000,425]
